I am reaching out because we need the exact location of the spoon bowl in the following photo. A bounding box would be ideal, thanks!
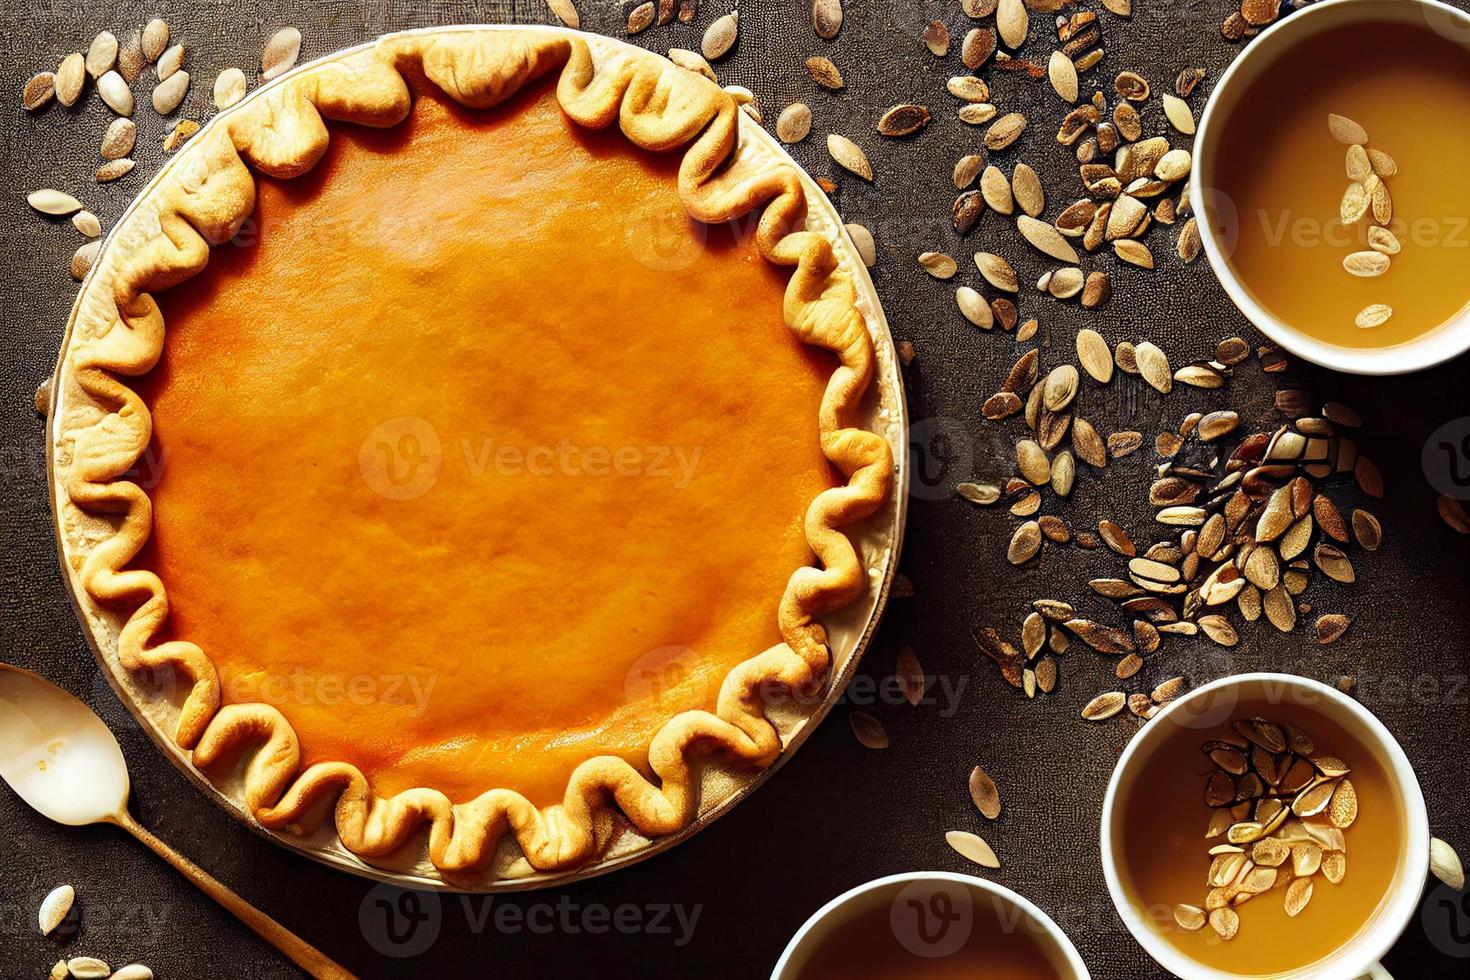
[0,663,130,826]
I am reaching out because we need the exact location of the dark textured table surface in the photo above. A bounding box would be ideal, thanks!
[3,1,1469,978]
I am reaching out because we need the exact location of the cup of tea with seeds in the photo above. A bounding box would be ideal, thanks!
[1100,673,1430,978]
[1193,0,1470,373]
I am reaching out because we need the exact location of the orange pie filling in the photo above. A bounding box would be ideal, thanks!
[137,77,838,807]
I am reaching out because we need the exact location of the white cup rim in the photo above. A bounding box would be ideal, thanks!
[1192,0,1470,375]
[770,870,1091,979]
[1098,672,1430,980]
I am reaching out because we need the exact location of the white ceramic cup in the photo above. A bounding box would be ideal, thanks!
[771,871,1090,979]
[1191,0,1470,374]
[1100,673,1429,980]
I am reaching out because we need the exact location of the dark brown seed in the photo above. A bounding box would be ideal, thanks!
[925,20,951,56]
[1039,515,1071,543]
[1098,519,1136,556]
[878,103,932,137]
[1216,336,1250,365]
[1176,67,1207,98]
[1114,71,1150,101]
[1134,620,1162,654]
[1315,495,1348,542]
[1439,495,1470,534]
[1080,271,1111,309]
[1002,350,1038,393]
[805,56,845,90]
[963,28,997,70]
[1354,456,1383,498]
[23,72,55,111]
[953,190,985,234]
[1057,104,1100,145]
[982,391,1024,420]
[1222,11,1247,40]
[849,710,888,748]
[658,0,676,25]
[1107,431,1143,458]
[963,0,999,16]
[969,765,1002,819]
[1316,614,1351,645]
[992,297,1019,330]
[1351,509,1382,550]
[1065,619,1136,654]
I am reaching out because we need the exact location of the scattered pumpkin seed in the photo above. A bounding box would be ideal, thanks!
[261,26,303,82]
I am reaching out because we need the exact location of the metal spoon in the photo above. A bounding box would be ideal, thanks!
[0,662,355,979]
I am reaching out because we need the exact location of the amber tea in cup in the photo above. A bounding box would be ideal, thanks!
[776,873,1085,980]
[1203,17,1470,350]
[1112,698,1406,976]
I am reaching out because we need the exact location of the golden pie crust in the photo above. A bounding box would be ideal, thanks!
[51,27,893,882]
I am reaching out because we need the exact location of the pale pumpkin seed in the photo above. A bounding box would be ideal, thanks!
[997,0,1029,47]
[1017,214,1080,262]
[1162,93,1196,135]
[844,223,876,267]
[984,112,1027,150]
[1430,838,1466,890]
[1355,304,1392,329]
[956,286,994,328]
[827,134,872,180]
[955,153,985,189]
[919,251,959,279]
[1008,521,1042,563]
[262,27,303,82]
[28,189,83,216]
[56,53,86,107]
[981,166,1015,214]
[974,252,1020,292]
[1012,163,1045,217]
[157,43,185,82]
[97,71,133,115]
[152,70,189,115]
[1081,691,1126,721]
[945,829,1001,868]
[1327,112,1367,145]
[1133,342,1171,393]
[1113,238,1154,268]
[1048,50,1078,103]
[947,76,991,103]
[214,67,248,110]
[71,210,101,237]
[96,158,134,183]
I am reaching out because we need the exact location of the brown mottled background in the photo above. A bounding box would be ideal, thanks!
[2,1,1469,977]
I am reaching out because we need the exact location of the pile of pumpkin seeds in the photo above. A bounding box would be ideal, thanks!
[1174,717,1356,940]
[964,325,1390,712]
[1330,113,1401,329]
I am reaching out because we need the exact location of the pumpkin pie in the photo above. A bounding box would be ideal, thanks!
[50,27,893,881]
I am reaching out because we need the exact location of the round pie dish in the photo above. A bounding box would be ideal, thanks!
[45,24,907,891]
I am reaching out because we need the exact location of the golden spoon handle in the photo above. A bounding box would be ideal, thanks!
[111,810,356,979]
